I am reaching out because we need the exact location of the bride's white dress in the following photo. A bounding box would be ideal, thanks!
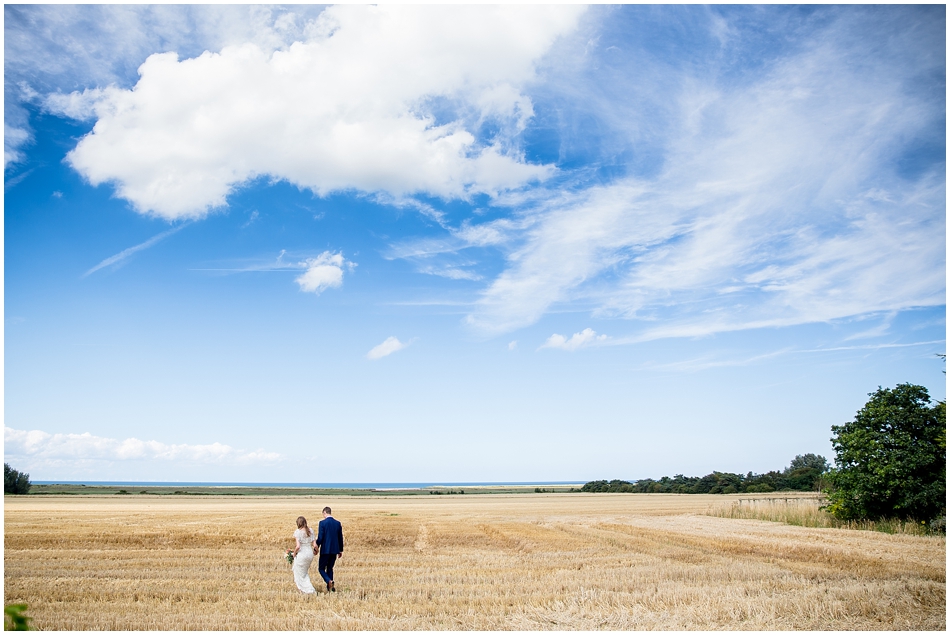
[292,528,316,593]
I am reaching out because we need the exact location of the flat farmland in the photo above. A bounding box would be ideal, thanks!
[4,494,945,630]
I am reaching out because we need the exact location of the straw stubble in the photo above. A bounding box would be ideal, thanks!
[4,494,944,630]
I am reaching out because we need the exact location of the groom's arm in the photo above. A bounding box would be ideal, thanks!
[316,521,325,547]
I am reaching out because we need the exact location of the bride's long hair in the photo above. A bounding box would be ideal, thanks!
[296,516,312,537]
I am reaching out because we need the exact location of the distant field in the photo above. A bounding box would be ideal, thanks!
[4,494,944,630]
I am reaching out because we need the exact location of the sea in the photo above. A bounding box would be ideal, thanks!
[32,480,583,489]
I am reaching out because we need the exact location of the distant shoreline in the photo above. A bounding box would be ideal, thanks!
[24,482,585,497]
[32,480,583,489]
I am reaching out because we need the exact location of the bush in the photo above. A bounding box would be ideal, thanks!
[4,464,31,495]
[4,603,32,630]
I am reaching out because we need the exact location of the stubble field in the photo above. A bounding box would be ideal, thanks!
[4,493,945,630]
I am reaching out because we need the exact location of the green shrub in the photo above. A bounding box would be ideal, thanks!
[5,603,32,630]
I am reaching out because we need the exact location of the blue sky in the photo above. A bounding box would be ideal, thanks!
[4,5,945,483]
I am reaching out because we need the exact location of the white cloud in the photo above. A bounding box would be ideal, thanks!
[5,5,332,171]
[540,328,607,351]
[4,426,281,465]
[295,251,347,294]
[465,11,945,338]
[191,250,354,295]
[367,336,410,360]
[46,5,585,219]
[508,340,518,350]
[45,88,108,122]
[4,123,31,169]
[417,266,482,282]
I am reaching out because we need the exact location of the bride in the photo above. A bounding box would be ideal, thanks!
[291,516,317,594]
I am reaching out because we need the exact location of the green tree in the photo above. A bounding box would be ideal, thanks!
[580,479,633,493]
[783,454,828,491]
[826,384,946,521]
[787,453,828,472]
[3,464,31,495]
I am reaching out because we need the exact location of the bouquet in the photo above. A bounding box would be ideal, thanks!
[285,549,295,564]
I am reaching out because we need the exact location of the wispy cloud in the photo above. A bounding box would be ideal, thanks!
[83,224,188,277]
[794,340,946,354]
[241,210,260,228]
[414,264,482,282]
[190,249,299,273]
[632,340,946,374]
[384,238,485,281]
[4,426,281,464]
[464,8,945,338]
[4,166,33,188]
[367,336,411,360]
[539,328,607,351]
[640,349,794,374]
[842,312,897,341]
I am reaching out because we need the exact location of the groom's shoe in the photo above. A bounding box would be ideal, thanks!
[329,580,336,592]
[325,582,331,593]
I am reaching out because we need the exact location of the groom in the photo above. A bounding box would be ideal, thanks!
[316,506,344,592]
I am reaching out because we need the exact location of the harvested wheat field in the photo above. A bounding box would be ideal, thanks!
[4,493,945,630]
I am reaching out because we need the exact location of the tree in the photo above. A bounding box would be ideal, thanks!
[787,453,828,473]
[580,479,634,493]
[4,464,31,495]
[826,384,945,521]
[783,454,828,491]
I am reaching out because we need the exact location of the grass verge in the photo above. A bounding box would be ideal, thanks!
[707,496,943,535]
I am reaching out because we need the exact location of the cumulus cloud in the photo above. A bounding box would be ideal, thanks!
[295,252,346,294]
[540,328,607,351]
[367,336,410,360]
[4,426,281,464]
[5,5,331,171]
[45,5,585,219]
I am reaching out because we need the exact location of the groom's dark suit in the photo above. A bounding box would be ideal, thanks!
[316,515,344,589]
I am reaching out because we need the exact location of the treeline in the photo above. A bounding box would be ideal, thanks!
[582,454,827,494]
